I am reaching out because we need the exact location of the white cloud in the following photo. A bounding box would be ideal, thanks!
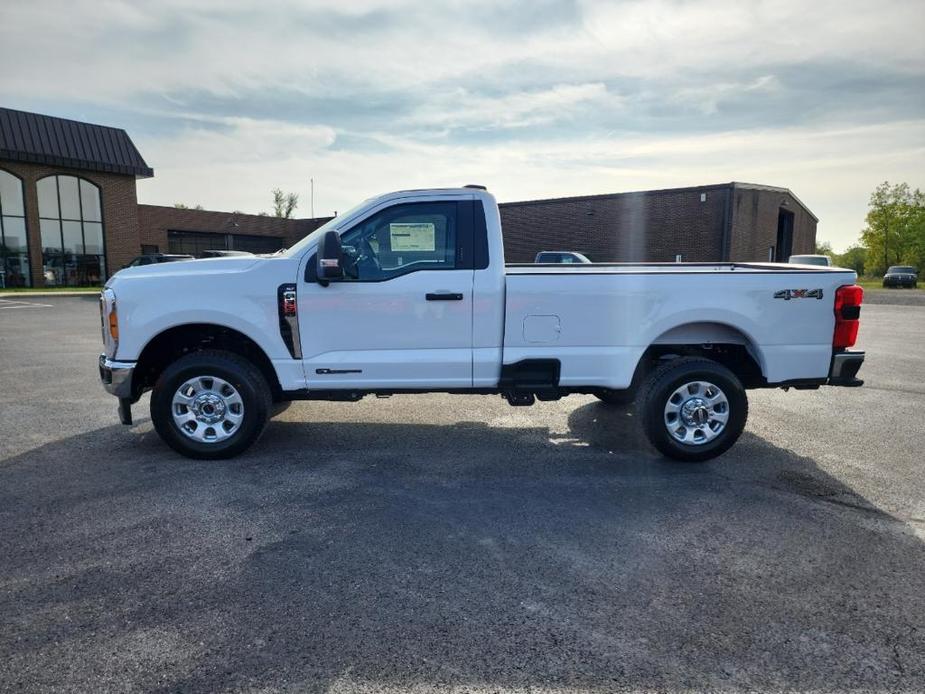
[137,113,925,251]
[2,0,923,251]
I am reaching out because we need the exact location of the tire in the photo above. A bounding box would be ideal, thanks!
[636,357,748,463]
[150,349,271,460]
[594,389,635,406]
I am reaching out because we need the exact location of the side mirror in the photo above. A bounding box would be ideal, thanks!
[317,230,344,283]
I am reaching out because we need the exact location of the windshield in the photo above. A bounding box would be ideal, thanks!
[887,266,916,274]
[283,198,374,257]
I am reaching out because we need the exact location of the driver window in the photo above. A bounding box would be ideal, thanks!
[339,202,457,281]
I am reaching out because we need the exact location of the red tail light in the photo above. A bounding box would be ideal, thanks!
[833,285,863,348]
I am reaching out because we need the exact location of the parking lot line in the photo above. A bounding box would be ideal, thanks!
[0,299,54,309]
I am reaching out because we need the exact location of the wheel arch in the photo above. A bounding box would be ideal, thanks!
[133,322,282,401]
[631,321,767,389]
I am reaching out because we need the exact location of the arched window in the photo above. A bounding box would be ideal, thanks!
[37,175,106,287]
[0,169,30,288]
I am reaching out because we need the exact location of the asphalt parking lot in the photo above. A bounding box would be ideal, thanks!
[1,294,924,693]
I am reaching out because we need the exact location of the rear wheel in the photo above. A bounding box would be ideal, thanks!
[151,350,271,459]
[637,357,747,462]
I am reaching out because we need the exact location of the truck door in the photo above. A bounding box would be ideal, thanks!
[298,199,475,389]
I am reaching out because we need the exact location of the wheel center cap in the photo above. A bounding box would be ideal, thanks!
[190,393,226,424]
[681,397,710,426]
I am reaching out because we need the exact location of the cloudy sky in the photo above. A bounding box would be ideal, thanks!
[2,0,923,250]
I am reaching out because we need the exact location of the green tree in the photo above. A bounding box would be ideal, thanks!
[272,188,299,218]
[834,244,867,275]
[174,202,203,210]
[861,182,925,275]
[815,240,834,256]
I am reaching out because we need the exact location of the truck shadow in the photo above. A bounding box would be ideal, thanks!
[1,402,923,692]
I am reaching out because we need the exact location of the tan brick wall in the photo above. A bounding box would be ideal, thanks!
[499,186,730,263]
[138,205,331,252]
[728,189,817,262]
[0,160,140,287]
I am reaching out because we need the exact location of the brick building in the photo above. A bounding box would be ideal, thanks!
[499,182,817,263]
[0,106,817,288]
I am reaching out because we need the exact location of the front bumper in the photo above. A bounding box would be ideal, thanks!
[828,350,864,387]
[99,354,135,398]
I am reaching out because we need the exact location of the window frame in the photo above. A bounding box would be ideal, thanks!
[36,174,107,287]
[0,168,32,288]
[306,200,476,284]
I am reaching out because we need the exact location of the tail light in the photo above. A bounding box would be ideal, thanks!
[833,285,863,348]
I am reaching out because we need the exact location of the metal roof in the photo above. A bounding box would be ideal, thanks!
[0,107,153,178]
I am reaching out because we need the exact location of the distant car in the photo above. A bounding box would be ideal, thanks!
[882,265,918,288]
[200,250,254,258]
[535,251,592,264]
[124,253,193,268]
[788,254,832,267]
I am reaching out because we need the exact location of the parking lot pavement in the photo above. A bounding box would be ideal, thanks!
[1,296,923,693]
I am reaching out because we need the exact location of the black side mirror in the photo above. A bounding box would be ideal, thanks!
[317,230,344,284]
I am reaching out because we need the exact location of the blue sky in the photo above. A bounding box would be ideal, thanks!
[2,0,923,250]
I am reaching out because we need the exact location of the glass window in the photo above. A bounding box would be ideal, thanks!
[1,216,27,251]
[0,170,31,288]
[168,230,228,257]
[62,220,83,254]
[40,218,62,250]
[37,175,106,287]
[58,176,81,220]
[0,171,24,216]
[80,180,102,222]
[338,202,458,281]
[83,222,104,254]
[229,233,284,254]
[37,177,59,219]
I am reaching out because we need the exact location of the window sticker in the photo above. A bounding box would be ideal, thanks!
[389,222,435,252]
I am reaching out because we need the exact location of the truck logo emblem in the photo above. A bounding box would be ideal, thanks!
[316,368,363,375]
[774,288,824,300]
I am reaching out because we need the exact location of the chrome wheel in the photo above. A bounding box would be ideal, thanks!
[171,375,244,443]
[663,380,729,445]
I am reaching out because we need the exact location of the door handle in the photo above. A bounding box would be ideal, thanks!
[426,292,464,301]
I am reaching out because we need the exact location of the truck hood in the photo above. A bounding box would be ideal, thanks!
[108,256,262,284]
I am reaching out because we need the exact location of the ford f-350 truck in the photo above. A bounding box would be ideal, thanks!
[99,186,865,462]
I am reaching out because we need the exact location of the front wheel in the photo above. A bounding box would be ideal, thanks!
[637,357,748,462]
[150,350,271,460]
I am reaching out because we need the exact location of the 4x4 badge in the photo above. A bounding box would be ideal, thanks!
[774,288,824,300]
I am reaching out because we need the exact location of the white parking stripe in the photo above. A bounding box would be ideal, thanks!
[0,299,54,309]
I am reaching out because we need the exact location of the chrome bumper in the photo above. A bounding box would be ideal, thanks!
[99,354,135,398]
[828,350,865,387]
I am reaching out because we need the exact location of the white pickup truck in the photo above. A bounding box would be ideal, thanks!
[99,186,865,462]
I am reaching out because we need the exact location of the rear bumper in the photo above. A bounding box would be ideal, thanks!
[828,350,864,387]
[99,354,135,398]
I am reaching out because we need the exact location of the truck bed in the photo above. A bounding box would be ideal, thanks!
[502,263,857,390]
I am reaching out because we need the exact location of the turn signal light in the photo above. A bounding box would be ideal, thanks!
[108,304,119,342]
[833,285,863,348]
